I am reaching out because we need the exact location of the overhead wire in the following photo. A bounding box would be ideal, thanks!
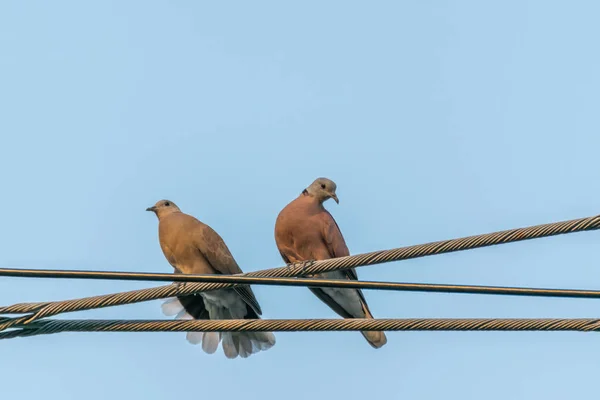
[1,267,600,304]
[4,318,600,340]
[1,213,599,336]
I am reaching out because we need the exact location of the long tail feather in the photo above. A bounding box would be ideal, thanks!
[361,303,387,348]
[160,296,276,358]
[202,332,221,354]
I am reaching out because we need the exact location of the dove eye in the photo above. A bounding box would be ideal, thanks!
[320,184,326,189]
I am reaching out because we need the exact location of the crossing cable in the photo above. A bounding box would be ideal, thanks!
[3,318,600,340]
[1,213,599,333]
[2,267,600,307]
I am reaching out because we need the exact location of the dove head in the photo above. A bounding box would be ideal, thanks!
[305,177,339,204]
[146,200,181,219]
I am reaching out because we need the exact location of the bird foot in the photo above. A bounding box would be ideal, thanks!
[293,260,315,277]
[174,281,186,293]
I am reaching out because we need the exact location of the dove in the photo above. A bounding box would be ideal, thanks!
[274,178,387,348]
[147,199,275,358]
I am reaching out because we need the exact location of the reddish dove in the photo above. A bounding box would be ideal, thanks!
[274,178,387,348]
[147,200,276,358]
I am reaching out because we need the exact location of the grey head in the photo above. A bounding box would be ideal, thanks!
[304,177,339,204]
[145,199,182,219]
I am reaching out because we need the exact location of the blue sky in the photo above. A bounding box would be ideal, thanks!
[1,1,599,398]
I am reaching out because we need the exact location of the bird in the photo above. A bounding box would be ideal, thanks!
[146,199,276,358]
[274,178,387,348]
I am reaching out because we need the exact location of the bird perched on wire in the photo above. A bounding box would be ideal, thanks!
[146,199,275,358]
[274,178,387,349]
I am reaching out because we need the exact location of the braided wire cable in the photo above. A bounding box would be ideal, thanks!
[3,274,600,315]
[4,318,600,340]
[1,213,599,333]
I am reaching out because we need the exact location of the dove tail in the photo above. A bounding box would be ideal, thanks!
[221,331,276,359]
[220,304,276,359]
[360,330,388,349]
[161,297,276,358]
[360,302,388,349]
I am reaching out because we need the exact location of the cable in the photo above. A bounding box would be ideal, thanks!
[2,269,600,314]
[3,318,600,340]
[1,213,599,332]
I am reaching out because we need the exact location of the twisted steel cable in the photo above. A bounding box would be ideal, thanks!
[2,271,600,311]
[1,213,599,333]
[4,318,600,340]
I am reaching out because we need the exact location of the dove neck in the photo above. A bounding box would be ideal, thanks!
[157,209,182,220]
[301,189,325,206]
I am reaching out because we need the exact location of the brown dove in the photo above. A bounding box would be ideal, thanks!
[274,178,387,348]
[147,199,276,358]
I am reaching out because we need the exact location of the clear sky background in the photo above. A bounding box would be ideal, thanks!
[1,1,599,398]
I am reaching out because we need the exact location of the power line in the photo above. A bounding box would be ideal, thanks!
[1,213,599,334]
[4,318,600,340]
[8,213,599,284]
[1,267,600,306]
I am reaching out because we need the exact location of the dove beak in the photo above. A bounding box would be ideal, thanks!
[146,206,157,212]
[330,193,339,204]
